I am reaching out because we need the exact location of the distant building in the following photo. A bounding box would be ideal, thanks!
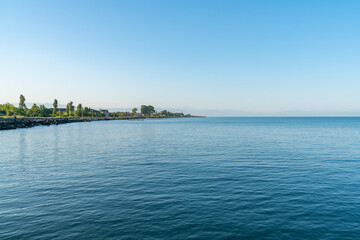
[101,109,109,117]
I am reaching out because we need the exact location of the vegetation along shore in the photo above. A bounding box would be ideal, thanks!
[0,95,200,131]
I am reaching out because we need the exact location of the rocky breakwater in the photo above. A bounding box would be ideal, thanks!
[0,118,90,131]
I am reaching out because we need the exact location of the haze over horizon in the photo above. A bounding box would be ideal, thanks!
[1,0,360,116]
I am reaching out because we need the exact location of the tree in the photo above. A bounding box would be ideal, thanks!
[53,99,58,116]
[140,105,155,116]
[39,105,50,117]
[132,108,137,115]
[160,110,169,116]
[141,105,146,115]
[0,104,4,115]
[29,104,39,117]
[66,101,74,117]
[75,104,83,118]
[84,107,91,117]
[14,107,24,116]
[148,105,155,115]
[19,94,26,109]
[2,103,15,116]
[14,94,27,115]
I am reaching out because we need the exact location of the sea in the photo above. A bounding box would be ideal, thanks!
[1,117,360,239]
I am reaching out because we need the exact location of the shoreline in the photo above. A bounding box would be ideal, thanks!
[0,116,202,131]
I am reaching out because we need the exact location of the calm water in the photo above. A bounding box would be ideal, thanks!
[1,117,360,239]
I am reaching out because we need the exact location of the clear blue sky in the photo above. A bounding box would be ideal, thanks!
[1,0,360,115]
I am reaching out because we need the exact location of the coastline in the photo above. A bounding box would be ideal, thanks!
[0,116,203,131]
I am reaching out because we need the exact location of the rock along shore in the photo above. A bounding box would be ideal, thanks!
[0,116,201,131]
[0,118,92,131]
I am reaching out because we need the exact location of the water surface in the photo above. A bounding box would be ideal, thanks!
[1,117,360,239]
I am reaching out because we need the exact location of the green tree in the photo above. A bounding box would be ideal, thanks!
[140,105,155,116]
[141,105,146,115]
[19,94,26,109]
[160,110,169,116]
[0,104,4,115]
[148,105,155,115]
[29,104,39,117]
[84,107,91,117]
[66,101,74,117]
[75,104,83,118]
[13,94,27,116]
[132,108,137,115]
[39,105,50,117]
[14,107,24,116]
[53,99,58,116]
[2,103,15,116]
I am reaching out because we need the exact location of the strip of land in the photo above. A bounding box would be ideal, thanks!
[0,115,201,131]
[1,95,201,130]
[0,118,86,130]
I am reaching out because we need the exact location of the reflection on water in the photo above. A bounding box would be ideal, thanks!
[52,126,59,162]
[18,130,27,162]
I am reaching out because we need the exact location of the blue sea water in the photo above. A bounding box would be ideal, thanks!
[1,117,360,239]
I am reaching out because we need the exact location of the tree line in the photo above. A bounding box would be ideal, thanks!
[0,95,104,118]
[0,95,190,118]
[107,105,189,118]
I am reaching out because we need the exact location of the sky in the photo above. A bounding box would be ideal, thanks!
[1,0,360,116]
